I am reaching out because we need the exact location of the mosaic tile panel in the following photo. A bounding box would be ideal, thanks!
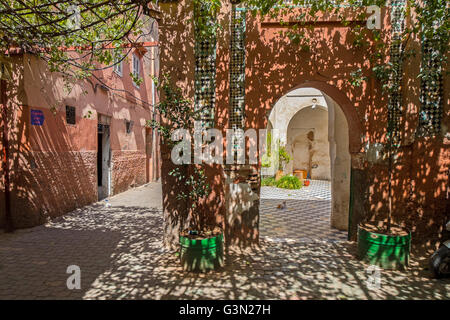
[229,7,246,131]
[418,37,444,136]
[388,0,407,143]
[194,9,217,129]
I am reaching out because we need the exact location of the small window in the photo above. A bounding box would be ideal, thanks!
[132,53,141,87]
[66,106,76,125]
[113,55,123,77]
[126,120,134,134]
[151,80,156,112]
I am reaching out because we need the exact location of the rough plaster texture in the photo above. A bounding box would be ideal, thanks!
[157,4,449,247]
[287,106,331,180]
[10,151,97,228]
[111,150,147,195]
[326,94,351,231]
[0,17,161,229]
[269,88,327,145]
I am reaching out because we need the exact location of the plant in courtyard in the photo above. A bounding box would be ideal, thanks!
[148,75,215,234]
[278,144,292,171]
[261,176,276,187]
[275,175,302,190]
[261,175,303,189]
[246,0,448,237]
[240,0,449,269]
[152,1,224,271]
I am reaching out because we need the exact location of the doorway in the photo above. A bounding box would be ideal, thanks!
[259,87,350,241]
[97,122,111,200]
[145,127,152,183]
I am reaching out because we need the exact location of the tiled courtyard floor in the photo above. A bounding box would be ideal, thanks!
[0,182,449,300]
[260,181,347,242]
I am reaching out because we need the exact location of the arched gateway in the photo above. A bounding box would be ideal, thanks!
[158,1,448,249]
[261,83,363,237]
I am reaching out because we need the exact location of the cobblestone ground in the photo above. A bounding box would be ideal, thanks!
[0,182,449,300]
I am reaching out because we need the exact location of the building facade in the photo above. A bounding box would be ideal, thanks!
[158,1,449,248]
[0,18,161,229]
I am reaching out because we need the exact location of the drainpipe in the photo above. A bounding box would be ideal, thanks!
[1,77,12,232]
[151,78,155,181]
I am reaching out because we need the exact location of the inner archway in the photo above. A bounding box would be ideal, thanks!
[259,86,352,241]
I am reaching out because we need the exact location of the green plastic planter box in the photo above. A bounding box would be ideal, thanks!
[179,233,224,272]
[357,225,411,270]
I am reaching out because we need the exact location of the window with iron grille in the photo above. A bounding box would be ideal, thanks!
[132,53,141,87]
[66,105,76,125]
[113,54,123,77]
[126,120,134,134]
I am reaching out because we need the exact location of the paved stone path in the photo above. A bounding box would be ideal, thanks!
[261,180,332,201]
[260,181,347,242]
[0,182,449,300]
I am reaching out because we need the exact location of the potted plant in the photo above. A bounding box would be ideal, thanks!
[357,133,411,270]
[276,142,292,180]
[171,166,224,272]
[357,83,411,270]
[356,3,419,271]
[150,76,224,272]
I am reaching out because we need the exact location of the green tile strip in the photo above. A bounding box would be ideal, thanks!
[194,9,217,129]
[229,6,246,131]
[388,0,406,143]
[229,6,246,154]
[417,8,444,136]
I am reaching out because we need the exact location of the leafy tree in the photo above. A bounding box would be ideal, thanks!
[0,0,159,79]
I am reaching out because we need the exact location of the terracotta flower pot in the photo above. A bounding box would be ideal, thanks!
[275,170,284,181]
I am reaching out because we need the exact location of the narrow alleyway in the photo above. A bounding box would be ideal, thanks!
[0,183,448,300]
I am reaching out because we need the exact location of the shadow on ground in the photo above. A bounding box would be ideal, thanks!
[0,197,449,300]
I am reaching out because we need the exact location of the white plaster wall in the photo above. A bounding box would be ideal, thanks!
[269,88,327,145]
[286,107,331,180]
[325,94,351,231]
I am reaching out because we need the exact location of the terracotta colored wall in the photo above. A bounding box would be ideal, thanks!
[0,22,160,228]
[158,1,232,248]
[158,3,449,247]
[111,150,147,194]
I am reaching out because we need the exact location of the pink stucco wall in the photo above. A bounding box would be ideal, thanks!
[0,28,161,228]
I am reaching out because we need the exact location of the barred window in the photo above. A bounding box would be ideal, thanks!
[132,53,141,87]
[113,55,123,77]
[66,105,76,125]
